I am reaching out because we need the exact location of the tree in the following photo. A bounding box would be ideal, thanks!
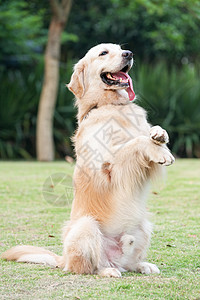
[36,0,72,161]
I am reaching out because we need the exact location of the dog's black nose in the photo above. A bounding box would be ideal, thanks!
[122,51,133,60]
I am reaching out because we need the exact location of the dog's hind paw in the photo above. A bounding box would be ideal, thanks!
[134,262,160,274]
[98,267,122,278]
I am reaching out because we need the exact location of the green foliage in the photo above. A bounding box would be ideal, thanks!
[67,0,200,63]
[0,65,41,159]
[132,62,200,157]
[54,62,77,158]
[0,1,47,60]
[0,62,75,159]
[0,0,200,159]
[3,0,200,63]
[0,61,200,159]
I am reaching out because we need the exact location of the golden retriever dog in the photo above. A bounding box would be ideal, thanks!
[1,44,175,277]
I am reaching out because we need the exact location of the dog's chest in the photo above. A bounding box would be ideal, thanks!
[76,105,149,162]
[102,184,149,236]
[95,105,149,145]
[114,104,149,140]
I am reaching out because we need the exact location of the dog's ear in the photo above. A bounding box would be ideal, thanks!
[67,60,85,99]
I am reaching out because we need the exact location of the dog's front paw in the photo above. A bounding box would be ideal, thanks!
[150,147,175,166]
[150,126,169,145]
[135,262,160,274]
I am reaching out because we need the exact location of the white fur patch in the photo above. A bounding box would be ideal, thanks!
[17,254,57,267]
[120,234,135,255]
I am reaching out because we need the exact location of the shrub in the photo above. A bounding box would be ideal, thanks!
[0,61,75,159]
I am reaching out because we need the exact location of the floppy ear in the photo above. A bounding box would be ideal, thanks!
[67,60,85,99]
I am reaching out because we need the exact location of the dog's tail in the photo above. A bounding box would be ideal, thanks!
[1,245,63,268]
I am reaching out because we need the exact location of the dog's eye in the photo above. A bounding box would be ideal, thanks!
[99,51,108,56]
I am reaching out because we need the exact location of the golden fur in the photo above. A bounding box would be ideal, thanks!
[1,44,175,277]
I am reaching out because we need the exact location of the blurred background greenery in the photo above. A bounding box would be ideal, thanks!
[0,0,200,159]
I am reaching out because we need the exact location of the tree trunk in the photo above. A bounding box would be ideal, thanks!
[36,0,72,161]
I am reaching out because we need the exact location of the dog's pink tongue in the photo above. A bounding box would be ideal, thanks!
[113,72,135,101]
[126,73,135,101]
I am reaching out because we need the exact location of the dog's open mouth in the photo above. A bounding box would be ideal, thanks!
[100,66,135,101]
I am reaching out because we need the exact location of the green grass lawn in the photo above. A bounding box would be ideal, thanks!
[0,160,199,300]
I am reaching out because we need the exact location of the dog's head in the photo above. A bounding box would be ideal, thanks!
[68,43,135,101]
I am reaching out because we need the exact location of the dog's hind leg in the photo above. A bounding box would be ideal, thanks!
[62,216,103,274]
[127,219,160,274]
